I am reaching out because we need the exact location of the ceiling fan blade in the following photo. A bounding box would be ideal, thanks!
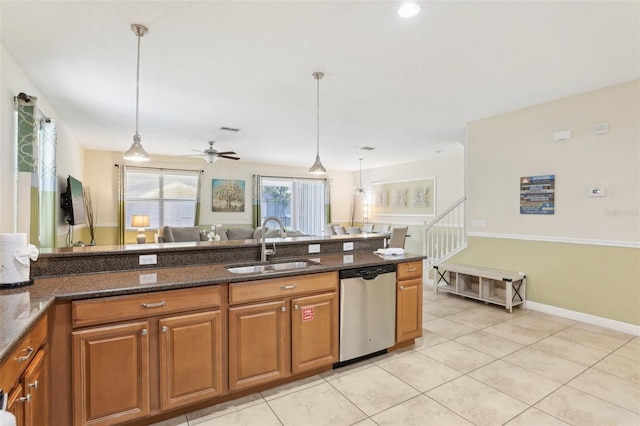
[215,151,237,155]
[177,154,204,158]
[191,149,205,153]
[219,155,240,160]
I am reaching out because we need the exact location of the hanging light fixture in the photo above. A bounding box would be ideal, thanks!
[355,158,366,196]
[124,24,150,162]
[309,71,327,175]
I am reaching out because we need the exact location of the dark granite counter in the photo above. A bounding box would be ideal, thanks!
[1,249,425,365]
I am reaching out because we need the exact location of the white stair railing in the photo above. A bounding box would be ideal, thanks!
[423,196,467,269]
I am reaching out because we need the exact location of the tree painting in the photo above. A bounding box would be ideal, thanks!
[212,179,245,212]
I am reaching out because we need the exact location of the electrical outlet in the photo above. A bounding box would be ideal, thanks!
[343,254,354,263]
[343,242,354,251]
[139,273,157,284]
[139,254,157,265]
[308,244,321,254]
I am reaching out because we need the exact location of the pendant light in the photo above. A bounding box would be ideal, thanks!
[355,158,366,196]
[124,24,150,162]
[309,71,327,175]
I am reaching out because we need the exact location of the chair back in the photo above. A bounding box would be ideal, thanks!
[388,226,408,248]
[348,227,361,235]
[376,224,391,233]
[323,224,335,235]
[362,223,374,233]
[333,225,347,235]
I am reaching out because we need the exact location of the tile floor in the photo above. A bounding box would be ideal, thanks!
[152,284,640,426]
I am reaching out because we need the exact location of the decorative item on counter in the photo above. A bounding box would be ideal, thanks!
[0,233,39,288]
[207,224,222,241]
[83,185,97,245]
[0,409,17,426]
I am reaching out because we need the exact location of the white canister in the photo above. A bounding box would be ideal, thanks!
[0,233,39,285]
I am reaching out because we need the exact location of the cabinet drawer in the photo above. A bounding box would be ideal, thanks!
[0,315,47,392]
[397,261,423,280]
[72,285,221,328]
[229,272,338,305]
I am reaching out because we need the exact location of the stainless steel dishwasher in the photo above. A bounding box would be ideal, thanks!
[338,263,396,363]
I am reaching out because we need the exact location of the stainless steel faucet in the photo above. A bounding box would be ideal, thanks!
[261,216,286,261]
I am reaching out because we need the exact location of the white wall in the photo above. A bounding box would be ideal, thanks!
[1,44,84,234]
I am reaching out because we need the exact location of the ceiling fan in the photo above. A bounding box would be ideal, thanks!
[183,141,240,163]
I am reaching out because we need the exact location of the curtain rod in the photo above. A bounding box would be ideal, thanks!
[114,164,203,173]
[255,174,327,182]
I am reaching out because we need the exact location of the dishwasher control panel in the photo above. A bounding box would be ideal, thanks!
[339,263,396,280]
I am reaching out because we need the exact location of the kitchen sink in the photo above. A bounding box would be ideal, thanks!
[226,259,321,274]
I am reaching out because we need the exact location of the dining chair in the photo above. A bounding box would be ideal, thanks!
[348,227,361,235]
[388,226,408,248]
[376,224,391,233]
[323,224,335,235]
[362,223,374,233]
[333,225,347,235]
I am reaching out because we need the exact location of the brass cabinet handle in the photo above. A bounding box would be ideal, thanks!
[141,301,166,309]
[280,284,297,290]
[161,326,168,333]
[16,346,34,363]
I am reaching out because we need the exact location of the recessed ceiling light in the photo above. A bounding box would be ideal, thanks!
[398,3,420,18]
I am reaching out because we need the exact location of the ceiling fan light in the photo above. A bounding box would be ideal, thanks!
[124,135,150,161]
[205,155,219,164]
[309,154,327,175]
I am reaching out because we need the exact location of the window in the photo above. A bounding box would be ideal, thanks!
[260,177,326,236]
[125,167,200,229]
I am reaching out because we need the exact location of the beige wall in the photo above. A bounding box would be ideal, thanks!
[453,80,640,326]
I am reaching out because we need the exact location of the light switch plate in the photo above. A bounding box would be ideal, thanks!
[343,254,354,263]
[308,244,321,253]
[139,254,157,265]
[343,242,354,251]
[139,273,157,284]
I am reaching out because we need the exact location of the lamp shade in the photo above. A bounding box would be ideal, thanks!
[131,214,150,228]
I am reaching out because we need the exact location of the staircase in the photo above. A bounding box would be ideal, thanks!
[422,196,467,270]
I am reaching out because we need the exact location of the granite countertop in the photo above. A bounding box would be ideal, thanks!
[0,251,425,365]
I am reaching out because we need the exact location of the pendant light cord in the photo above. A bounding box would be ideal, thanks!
[135,29,141,137]
[316,74,320,156]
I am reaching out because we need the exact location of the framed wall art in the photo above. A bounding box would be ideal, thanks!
[212,179,245,212]
[372,177,436,216]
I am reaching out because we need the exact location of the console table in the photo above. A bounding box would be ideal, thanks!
[433,263,526,313]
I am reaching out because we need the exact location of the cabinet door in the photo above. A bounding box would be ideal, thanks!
[72,321,150,426]
[21,347,48,426]
[396,278,423,342]
[291,292,338,374]
[228,300,287,391]
[6,385,26,426]
[159,310,223,410]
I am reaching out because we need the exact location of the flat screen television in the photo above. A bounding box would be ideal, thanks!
[60,175,86,225]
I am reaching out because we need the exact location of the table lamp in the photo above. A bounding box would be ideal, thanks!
[131,215,150,244]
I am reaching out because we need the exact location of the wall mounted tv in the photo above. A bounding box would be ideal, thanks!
[60,175,86,225]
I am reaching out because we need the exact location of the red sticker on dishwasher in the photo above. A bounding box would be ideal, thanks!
[301,307,315,321]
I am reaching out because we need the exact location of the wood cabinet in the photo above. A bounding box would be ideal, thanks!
[396,261,423,343]
[71,286,222,426]
[228,272,338,391]
[0,316,48,426]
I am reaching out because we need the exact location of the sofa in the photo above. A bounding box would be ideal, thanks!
[156,226,306,243]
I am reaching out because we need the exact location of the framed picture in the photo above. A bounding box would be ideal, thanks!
[372,177,436,216]
[212,179,245,212]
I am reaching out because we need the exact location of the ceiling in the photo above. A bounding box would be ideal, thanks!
[1,1,638,171]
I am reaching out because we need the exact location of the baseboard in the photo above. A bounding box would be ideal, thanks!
[526,301,640,336]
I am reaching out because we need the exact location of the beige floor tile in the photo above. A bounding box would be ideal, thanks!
[328,365,420,416]
[422,311,440,321]
[454,330,524,357]
[536,386,640,426]
[568,368,640,414]
[267,382,366,426]
[447,309,505,329]
[572,322,636,341]
[503,347,586,383]
[423,301,464,317]
[506,315,571,334]
[351,419,378,426]
[531,335,609,366]
[438,296,485,309]
[369,345,414,365]
[411,329,450,349]
[505,407,570,425]
[467,305,528,321]
[614,340,640,361]
[260,374,326,401]
[192,402,282,426]
[148,415,189,426]
[320,358,374,381]
[427,376,529,426]
[528,311,578,326]
[483,322,548,345]
[378,351,462,392]
[420,340,496,373]
[187,393,265,425]
[423,317,475,339]
[469,359,562,405]
[554,326,628,352]
[371,394,473,425]
[594,353,640,384]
